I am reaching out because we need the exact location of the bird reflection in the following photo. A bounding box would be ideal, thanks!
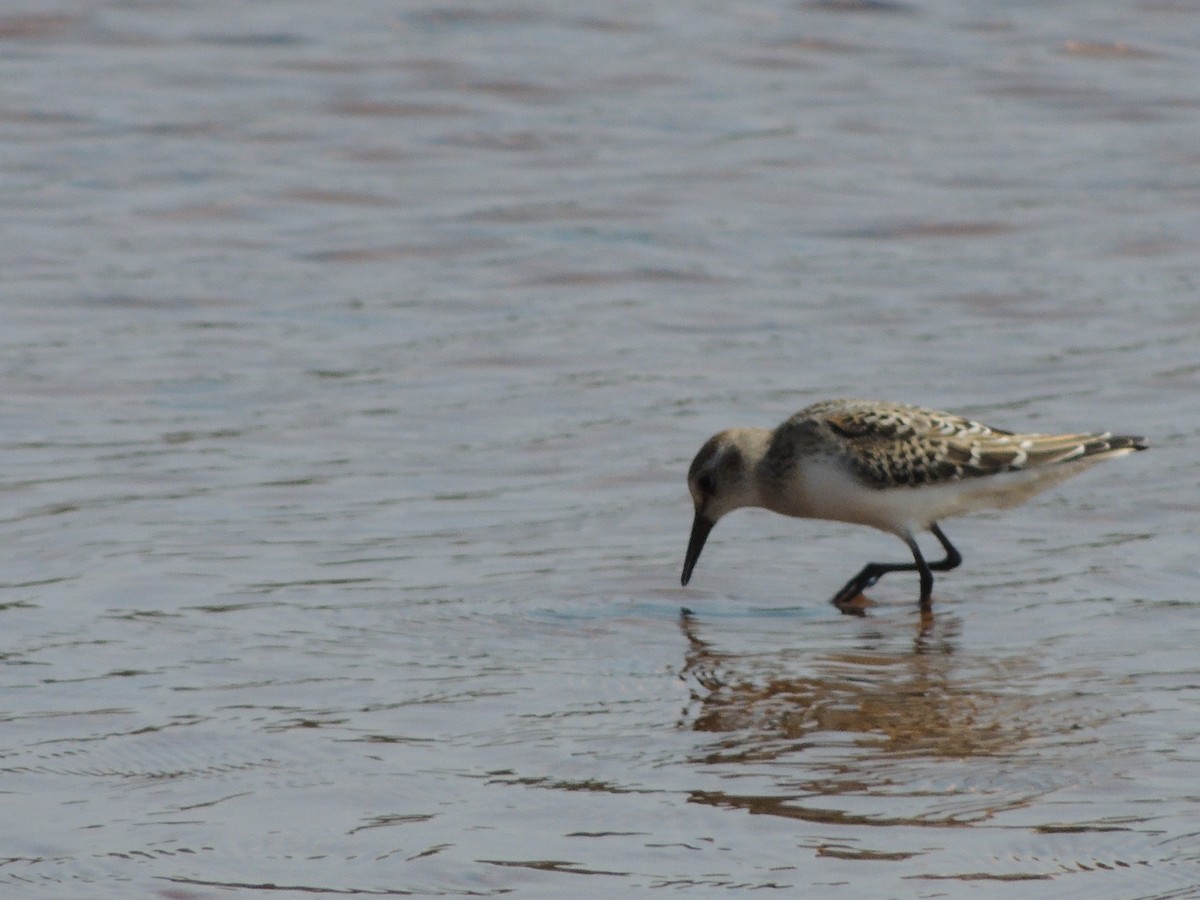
[675,606,1076,828]
[678,606,1033,762]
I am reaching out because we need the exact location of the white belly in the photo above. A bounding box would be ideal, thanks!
[766,457,1108,536]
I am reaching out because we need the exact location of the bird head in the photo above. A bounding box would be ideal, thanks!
[681,430,761,586]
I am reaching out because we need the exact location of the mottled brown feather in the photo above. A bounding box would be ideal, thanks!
[776,399,1145,490]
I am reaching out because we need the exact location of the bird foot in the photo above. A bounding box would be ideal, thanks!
[832,593,875,617]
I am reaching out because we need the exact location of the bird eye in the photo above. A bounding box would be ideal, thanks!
[697,473,715,494]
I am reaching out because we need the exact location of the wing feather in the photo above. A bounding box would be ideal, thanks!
[799,400,1143,489]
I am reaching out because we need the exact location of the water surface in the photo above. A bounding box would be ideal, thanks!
[2,0,1199,896]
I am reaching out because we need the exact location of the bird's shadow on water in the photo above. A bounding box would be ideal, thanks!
[673,603,1109,828]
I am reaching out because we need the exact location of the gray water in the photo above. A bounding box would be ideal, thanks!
[3,1,1199,897]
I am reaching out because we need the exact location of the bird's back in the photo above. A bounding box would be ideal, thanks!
[773,399,1144,491]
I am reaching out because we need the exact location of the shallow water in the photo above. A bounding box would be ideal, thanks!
[2,0,1199,897]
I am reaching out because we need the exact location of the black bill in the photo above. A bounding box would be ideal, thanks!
[680,511,715,586]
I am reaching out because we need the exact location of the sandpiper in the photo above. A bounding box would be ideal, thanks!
[681,399,1146,612]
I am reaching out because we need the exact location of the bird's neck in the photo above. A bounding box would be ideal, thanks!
[726,427,774,509]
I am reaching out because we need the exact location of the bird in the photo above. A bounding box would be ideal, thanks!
[680,399,1146,613]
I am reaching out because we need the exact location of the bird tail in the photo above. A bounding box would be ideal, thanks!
[1087,434,1147,455]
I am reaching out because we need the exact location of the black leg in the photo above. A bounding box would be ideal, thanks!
[907,535,934,610]
[830,523,963,611]
[928,523,962,572]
